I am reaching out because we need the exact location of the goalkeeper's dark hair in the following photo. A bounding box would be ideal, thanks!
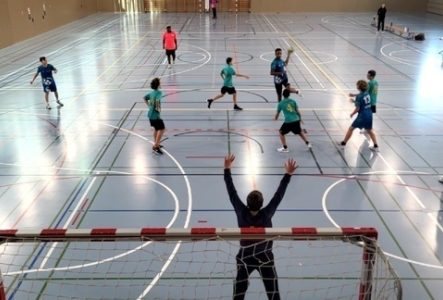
[247,190,264,211]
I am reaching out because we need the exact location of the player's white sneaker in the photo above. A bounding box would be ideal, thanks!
[277,147,289,153]
[438,177,443,184]
[307,142,312,149]
[369,145,379,152]
[57,100,64,107]
[46,104,51,110]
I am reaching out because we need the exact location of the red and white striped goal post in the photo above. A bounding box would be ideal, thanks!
[0,227,400,300]
[0,226,378,242]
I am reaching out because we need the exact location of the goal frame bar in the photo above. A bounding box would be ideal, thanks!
[0,227,399,300]
[0,226,377,242]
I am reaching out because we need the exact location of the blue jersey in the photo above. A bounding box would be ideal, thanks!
[352,91,373,129]
[37,64,56,80]
[270,58,287,84]
[355,91,371,114]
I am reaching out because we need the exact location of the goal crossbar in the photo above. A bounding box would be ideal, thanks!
[0,227,401,300]
[0,226,378,242]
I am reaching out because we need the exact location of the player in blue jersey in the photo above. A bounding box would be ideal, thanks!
[144,78,165,155]
[224,154,297,300]
[340,80,379,151]
[30,57,63,109]
[270,48,299,102]
[275,89,311,152]
[207,57,249,111]
[350,70,378,113]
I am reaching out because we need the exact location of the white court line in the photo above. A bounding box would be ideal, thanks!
[380,42,420,67]
[3,121,192,300]
[39,174,99,269]
[261,14,326,90]
[3,168,181,276]
[104,125,193,299]
[262,15,279,33]
[321,170,443,269]
[0,17,122,82]
[158,44,212,79]
[281,38,326,89]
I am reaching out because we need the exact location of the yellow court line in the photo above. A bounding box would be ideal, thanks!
[285,32,348,98]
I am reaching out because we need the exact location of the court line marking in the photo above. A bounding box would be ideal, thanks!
[281,38,326,89]
[322,170,443,269]
[380,43,417,67]
[0,87,421,92]
[3,122,192,300]
[285,33,347,97]
[104,124,193,299]
[39,174,99,269]
[270,16,443,268]
[157,43,212,79]
[0,16,122,83]
[3,168,181,276]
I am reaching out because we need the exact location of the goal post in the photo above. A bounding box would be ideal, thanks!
[0,227,401,299]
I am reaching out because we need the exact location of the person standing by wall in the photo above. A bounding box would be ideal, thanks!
[377,4,387,31]
[210,0,218,19]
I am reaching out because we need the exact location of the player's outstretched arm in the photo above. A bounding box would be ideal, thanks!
[285,48,293,66]
[223,154,247,211]
[264,158,298,216]
[224,154,235,169]
[236,73,250,79]
[284,158,297,175]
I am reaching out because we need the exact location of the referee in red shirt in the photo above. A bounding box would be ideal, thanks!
[163,26,178,68]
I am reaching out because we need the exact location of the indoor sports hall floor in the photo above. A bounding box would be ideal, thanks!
[1,10,443,299]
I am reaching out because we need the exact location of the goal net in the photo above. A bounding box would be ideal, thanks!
[0,227,401,299]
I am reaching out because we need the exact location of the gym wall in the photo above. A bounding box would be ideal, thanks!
[428,0,443,15]
[97,0,144,12]
[0,0,431,49]
[0,0,97,49]
[251,0,428,13]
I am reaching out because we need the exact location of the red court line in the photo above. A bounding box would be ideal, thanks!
[232,43,240,73]
[186,156,225,159]
[71,198,89,226]
[245,129,257,190]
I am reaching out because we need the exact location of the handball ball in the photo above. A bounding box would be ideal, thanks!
[288,47,294,53]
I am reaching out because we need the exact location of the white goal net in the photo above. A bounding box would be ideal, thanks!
[0,227,401,299]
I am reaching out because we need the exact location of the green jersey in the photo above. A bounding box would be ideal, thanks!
[144,90,162,120]
[277,98,300,123]
[221,65,236,87]
[368,79,378,105]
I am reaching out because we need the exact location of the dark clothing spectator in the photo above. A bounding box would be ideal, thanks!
[377,4,387,31]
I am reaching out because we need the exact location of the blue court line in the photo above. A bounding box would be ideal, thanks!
[80,208,443,213]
